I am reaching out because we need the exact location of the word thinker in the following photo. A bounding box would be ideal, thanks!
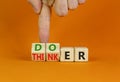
[31,43,88,62]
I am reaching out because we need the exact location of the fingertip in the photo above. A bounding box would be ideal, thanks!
[68,0,78,10]
[53,0,68,16]
[33,6,41,14]
[39,29,49,43]
[55,8,68,17]
[28,0,42,14]
[78,0,86,4]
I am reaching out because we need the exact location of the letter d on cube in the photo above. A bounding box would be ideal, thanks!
[31,43,45,61]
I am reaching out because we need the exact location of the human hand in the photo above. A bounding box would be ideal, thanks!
[28,0,86,42]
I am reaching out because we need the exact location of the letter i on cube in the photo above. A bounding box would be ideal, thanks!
[31,43,45,61]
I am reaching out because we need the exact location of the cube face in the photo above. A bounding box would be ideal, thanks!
[60,47,74,62]
[31,43,45,61]
[46,43,60,61]
[75,47,88,62]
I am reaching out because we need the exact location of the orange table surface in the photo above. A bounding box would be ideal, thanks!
[0,0,120,82]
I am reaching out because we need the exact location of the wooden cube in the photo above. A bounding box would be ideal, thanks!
[75,47,88,62]
[60,47,74,62]
[31,43,45,61]
[46,43,60,61]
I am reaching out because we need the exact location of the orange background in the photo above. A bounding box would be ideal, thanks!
[0,0,120,82]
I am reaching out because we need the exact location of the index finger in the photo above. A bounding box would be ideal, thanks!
[38,4,51,43]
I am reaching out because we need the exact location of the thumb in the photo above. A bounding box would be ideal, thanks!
[38,4,51,43]
[28,0,42,14]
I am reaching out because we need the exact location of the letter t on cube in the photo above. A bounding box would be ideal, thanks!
[31,43,45,61]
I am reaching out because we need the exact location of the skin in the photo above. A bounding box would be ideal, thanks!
[28,0,86,43]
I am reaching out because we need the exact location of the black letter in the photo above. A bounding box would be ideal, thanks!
[65,51,70,60]
[79,52,85,60]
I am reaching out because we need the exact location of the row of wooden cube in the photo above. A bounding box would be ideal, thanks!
[31,43,88,62]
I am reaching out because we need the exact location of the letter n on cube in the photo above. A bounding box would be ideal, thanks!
[46,43,60,61]
[31,43,45,61]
